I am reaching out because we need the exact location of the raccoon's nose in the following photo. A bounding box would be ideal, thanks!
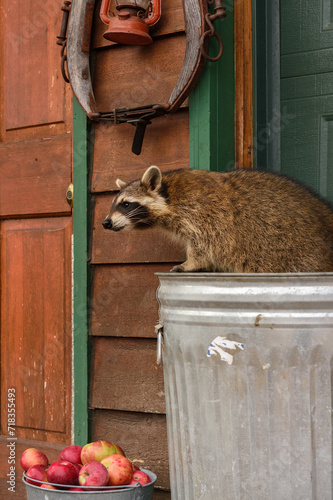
[102,218,113,230]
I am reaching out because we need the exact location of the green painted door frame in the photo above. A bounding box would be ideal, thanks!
[73,98,89,446]
[189,1,235,172]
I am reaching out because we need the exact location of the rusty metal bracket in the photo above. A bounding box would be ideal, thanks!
[57,0,72,47]
[60,41,70,83]
[61,0,226,153]
[57,1,72,83]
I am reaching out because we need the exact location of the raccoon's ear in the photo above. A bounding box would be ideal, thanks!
[116,179,127,190]
[141,166,162,191]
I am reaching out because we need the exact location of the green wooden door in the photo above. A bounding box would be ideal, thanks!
[280,0,333,202]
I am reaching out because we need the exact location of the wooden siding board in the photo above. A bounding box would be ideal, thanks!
[87,1,205,493]
[91,337,166,413]
[91,264,169,338]
[91,409,170,489]
[91,111,189,193]
[93,34,186,111]
[151,491,171,500]
[92,194,183,264]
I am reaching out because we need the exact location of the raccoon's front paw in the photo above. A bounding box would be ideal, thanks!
[170,264,204,272]
[170,264,185,273]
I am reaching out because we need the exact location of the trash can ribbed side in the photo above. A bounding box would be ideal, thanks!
[156,273,333,500]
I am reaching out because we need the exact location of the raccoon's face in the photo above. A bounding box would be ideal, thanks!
[102,166,167,232]
[103,189,153,232]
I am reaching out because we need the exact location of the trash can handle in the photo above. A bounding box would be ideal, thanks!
[134,482,145,500]
[155,324,163,366]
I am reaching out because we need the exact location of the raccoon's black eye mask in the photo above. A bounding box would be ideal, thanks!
[118,201,149,221]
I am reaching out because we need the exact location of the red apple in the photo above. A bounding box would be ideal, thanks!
[100,454,133,486]
[70,462,82,474]
[59,445,82,465]
[46,460,79,486]
[41,484,58,489]
[129,470,151,486]
[20,448,48,471]
[81,440,125,465]
[78,461,109,487]
[68,487,85,491]
[132,463,140,472]
[25,464,48,486]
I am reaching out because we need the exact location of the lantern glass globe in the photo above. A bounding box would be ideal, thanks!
[115,0,151,10]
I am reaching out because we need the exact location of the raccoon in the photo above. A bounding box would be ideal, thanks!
[102,166,333,273]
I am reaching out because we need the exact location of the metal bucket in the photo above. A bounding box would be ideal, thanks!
[23,469,157,500]
[156,273,333,500]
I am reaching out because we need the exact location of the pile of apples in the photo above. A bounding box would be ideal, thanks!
[21,440,151,491]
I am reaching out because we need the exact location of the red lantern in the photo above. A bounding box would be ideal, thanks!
[100,0,161,45]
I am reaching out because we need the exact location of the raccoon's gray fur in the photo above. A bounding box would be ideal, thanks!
[102,166,333,273]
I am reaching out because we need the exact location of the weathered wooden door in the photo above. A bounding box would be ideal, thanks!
[280,0,333,202]
[0,1,73,497]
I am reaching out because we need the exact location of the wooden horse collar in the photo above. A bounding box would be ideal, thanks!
[58,0,226,154]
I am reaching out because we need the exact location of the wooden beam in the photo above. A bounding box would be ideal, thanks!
[234,0,253,168]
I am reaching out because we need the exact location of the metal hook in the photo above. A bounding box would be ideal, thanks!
[199,1,226,62]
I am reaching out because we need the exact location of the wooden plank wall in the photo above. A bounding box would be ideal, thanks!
[89,1,186,497]
[89,1,253,496]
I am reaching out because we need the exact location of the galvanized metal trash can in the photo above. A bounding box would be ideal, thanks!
[156,273,333,500]
[23,469,157,500]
